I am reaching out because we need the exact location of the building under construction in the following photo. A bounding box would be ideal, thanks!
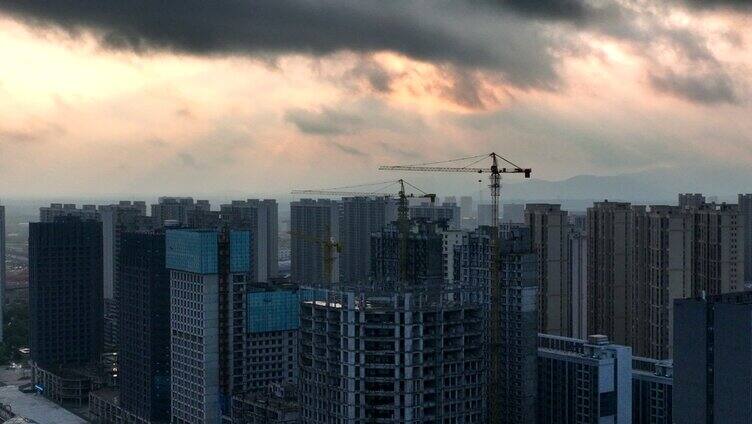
[299,283,487,423]
[298,213,486,422]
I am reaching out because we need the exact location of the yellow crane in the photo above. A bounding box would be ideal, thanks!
[379,153,531,424]
[288,229,341,286]
[292,179,435,284]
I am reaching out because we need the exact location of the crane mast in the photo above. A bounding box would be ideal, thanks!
[397,179,409,285]
[292,179,435,287]
[288,229,341,287]
[379,152,531,424]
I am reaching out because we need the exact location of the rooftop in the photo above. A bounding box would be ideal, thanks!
[0,386,86,424]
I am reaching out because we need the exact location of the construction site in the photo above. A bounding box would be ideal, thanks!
[291,153,532,423]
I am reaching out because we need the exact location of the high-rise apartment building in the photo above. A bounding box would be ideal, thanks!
[99,201,150,301]
[569,228,588,339]
[632,357,672,424]
[587,201,633,345]
[0,203,4,343]
[339,196,396,284]
[300,216,486,423]
[739,194,752,287]
[526,204,571,336]
[299,285,486,423]
[477,204,496,227]
[39,203,100,222]
[118,230,171,423]
[454,226,492,289]
[454,225,539,423]
[678,193,706,209]
[498,226,539,424]
[410,201,461,229]
[99,202,153,352]
[29,216,104,369]
[569,212,587,231]
[684,202,745,296]
[290,199,340,286]
[587,196,745,361]
[502,203,525,224]
[166,228,251,423]
[439,227,463,285]
[631,205,690,359]
[460,196,474,219]
[537,334,632,424]
[151,197,210,226]
[220,199,280,282]
[370,220,444,286]
[674,291,752,424]
[245,283,300,390]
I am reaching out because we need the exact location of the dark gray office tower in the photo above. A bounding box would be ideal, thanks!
[220,199,280,282]
[290,199,340,286]
[29,216,103,368]
[118,231,170,423]
[632,357,673,424]
[339,196,396,284]
[370,220,444,286]
[674,291,752,424]
[587,201,633,346]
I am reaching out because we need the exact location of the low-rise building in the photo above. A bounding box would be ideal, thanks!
[231,383,299,424]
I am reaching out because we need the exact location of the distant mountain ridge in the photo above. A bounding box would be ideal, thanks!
[501,166,752,204]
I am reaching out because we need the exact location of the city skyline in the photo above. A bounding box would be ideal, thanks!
[2,2,752,423]
[1,2,752,196]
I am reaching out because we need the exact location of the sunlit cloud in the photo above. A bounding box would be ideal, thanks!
[0,2,751,197]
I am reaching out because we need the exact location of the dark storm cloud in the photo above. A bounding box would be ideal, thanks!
[0,0,559,88]
[329,141,369,157]
[347,59,395,93]
[285,108,365,136]
[285,100,427,137]
[681,0,752,11]
[650,70,739,105]
[491,0,592,22]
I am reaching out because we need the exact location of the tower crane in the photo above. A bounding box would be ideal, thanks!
[292,179,435,284]
[379,153,531,424]
[288,229,342,286]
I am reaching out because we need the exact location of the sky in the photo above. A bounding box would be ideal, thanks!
[0,0,751,198]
